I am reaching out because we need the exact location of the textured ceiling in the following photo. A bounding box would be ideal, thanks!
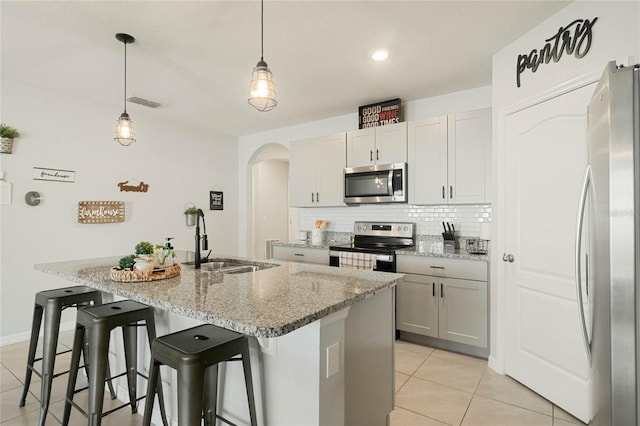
[1,1,571,137]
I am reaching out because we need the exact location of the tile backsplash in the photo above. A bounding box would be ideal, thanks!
[298,204,492,237]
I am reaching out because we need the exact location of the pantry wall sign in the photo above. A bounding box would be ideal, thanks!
[516,17,598,88]
[78,201,125,224]
[358,98,401,129]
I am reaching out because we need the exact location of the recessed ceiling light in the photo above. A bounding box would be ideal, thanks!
[372,50,389,61]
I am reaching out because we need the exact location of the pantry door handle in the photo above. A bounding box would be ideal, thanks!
[450,185,453,199]
[432,282,435,297]
[442,186,445,199]
[440,283,444,298]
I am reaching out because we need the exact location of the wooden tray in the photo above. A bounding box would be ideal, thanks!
[110,264,181,282]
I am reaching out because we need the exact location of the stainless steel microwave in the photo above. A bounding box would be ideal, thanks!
[344,163,407,204]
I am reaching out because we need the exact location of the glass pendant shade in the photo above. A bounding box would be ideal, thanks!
[114,112,135,146]
[248,60,277,112]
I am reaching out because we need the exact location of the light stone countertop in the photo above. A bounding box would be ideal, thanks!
[34,252,403,338]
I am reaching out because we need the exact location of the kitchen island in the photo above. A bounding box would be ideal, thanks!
[35,253,402,426]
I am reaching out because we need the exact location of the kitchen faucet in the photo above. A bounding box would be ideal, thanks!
[194,208,210,269]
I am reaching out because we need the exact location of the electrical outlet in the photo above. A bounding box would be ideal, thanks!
[326,342,339,378]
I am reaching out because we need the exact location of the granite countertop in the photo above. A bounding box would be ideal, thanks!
[34,253,403,338]
[274,241,489,262]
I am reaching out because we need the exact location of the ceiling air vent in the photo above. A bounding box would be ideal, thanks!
[127,96,162,109]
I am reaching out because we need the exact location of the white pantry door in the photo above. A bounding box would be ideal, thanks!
[504,83,595,422]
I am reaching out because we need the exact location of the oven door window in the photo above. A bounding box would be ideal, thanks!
[345,171,391,197]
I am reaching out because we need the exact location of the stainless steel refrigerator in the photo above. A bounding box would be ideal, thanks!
[576,61,640,425]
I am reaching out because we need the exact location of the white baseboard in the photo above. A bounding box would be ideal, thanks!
[0,320,76,347]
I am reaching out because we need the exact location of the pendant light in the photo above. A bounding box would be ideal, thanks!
[114,33,136,146]
[248,0,277,112]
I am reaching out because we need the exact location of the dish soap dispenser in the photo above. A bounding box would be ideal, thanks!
[155,237,176,267]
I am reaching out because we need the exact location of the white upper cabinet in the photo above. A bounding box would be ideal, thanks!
[408,108,491,205]
[346,122,407,167]
[289,132,346,207]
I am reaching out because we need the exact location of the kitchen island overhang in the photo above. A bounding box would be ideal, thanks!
[35,253,402,426]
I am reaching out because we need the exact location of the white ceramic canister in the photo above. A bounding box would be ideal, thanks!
[311,228,324,244]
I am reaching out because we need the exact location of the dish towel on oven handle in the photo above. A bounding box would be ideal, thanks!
[338,252,375,270]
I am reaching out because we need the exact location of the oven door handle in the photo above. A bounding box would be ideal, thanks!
[329,251,394,262]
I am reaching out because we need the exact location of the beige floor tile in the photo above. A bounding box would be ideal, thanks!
[414,356,485,394]
[553,406,586,425]
[462,395,553,426]
[395,347,429,376]
[475,368,552,416]
[396,377,473,425]
[395,372,410,393]
[395,340,435,357]
[1,364,22,392]
[48,388,143,426]
[0,386,40,423]
[0,340,30,356]
[1,405,58,425]
[430,349,487,368]
[554,419,580,426]
[390,407,449,426]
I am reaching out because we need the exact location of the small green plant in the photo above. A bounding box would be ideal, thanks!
[119,254,136,270]
[0,124,20,139]
[135,241,154,255]
[184,206,198,215]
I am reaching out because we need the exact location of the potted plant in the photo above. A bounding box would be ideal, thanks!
[0,124,21,154]
[134,241,155,271]
[184,205,198,226]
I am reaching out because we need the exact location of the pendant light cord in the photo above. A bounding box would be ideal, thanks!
[260,0,264,61]
[123,40,128,113]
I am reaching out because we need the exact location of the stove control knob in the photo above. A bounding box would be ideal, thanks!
[397,226,401,231]
[404,226,408,231]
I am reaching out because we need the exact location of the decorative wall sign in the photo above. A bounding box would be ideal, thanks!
[210,191,223,210]
[117,180,149,192]
[358,98,401,129]
[516,17,598,88]
[33,167,75,183]
[78,201,125,223]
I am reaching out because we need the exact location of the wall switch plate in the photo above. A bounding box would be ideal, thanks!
[326,342,339,378]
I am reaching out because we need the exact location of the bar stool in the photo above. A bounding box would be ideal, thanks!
[62,300,168,426]
[19,285,115,426]
[142,324,257,426]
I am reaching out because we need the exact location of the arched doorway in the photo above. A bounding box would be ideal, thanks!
[246,143,292,259]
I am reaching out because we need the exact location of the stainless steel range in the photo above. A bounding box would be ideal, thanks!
[329,222,415,272]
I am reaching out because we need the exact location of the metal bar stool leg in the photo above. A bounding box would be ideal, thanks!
[143,314,169,426]
[203,364,218,426]
[38,299,63,426]
[87,323,110,426]
[63,324,86,426]
[122,323,139,413]
[177,364,206,426]
[241,343,258,426]
[141,359,161,426]
[92,292,117,400]
[19,304,44,407]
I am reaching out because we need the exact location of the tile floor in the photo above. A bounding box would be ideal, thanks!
[1,333,588,425]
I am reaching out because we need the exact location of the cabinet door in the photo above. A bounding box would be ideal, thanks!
[346,128,375,167]
[289,138,318,207]
[316,132,346,207]
[396,273,438,337]
[438,278,487,348]
[447,108,491,204]
[407,116,448,204]
[376,122,407,165]
[272,246,329,265]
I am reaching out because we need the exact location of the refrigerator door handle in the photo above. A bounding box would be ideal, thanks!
[575,164,592,364]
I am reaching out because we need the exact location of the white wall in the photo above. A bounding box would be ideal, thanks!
[490,0,640,370]
[237,85,492,255]
[0,81,239,343]
[252,159,289,259]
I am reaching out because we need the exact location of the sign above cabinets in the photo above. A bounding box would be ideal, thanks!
[358,98,402,129]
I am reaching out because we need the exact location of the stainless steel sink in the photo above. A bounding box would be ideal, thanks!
[182,258,278,274]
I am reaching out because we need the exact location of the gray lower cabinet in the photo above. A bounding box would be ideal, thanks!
[396,255,488,349]
[272,245,329,265]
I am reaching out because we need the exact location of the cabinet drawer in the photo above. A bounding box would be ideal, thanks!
[273,246,329,265]
[397,255,487,281]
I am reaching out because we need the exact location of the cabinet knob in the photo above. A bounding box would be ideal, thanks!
[502,253,515,263]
